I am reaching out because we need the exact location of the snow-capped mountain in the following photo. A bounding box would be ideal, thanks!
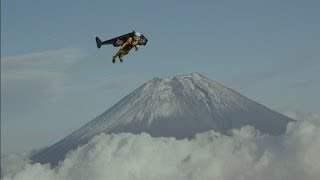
[32,73,293,166]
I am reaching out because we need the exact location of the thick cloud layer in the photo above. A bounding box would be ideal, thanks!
[2,112,319,180]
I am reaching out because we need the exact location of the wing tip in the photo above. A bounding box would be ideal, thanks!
[95,37,102,48]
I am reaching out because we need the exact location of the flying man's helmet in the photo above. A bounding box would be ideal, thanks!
[134,32,142,40]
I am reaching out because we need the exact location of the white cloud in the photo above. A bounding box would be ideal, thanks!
[280,108,320,121]
[1,154,31,177]
[2,48,85,70]
[1,48,86,115]
[1,111,320,180]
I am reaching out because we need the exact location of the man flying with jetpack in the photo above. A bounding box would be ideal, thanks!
[95,31,148,63]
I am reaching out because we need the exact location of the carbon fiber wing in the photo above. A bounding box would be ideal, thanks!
[95,31,148,48]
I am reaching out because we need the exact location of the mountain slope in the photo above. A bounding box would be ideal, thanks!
[32,73,293,166]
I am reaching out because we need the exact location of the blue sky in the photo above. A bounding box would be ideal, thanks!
[1,0,320,153]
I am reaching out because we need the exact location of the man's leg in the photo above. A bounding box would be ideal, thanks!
[112,50,121,63]
[119,54,124,63]
[119,50,129,63]
[112,55,117,63]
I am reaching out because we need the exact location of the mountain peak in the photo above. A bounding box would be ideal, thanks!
[151,72,204,81]
[191,72,203,78]
[32,73,293,166]
[164,72,204,81]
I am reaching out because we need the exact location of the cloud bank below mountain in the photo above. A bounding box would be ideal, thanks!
[2,111,319,180]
